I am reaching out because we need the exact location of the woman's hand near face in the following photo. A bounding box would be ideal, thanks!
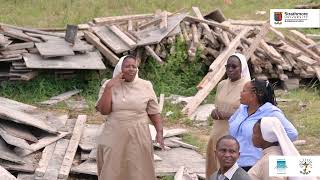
[106,73,124,89]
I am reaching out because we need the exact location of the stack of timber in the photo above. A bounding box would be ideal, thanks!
[0,24,106,81]
[1,7,318,84]
[176,8,320,117]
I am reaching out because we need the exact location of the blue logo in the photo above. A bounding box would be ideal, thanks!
[276,159,287,174]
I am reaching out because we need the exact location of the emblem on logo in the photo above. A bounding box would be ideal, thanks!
[299,158,312,175]
[274,12,283,24]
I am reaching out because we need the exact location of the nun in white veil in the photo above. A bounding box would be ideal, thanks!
[206,52,251,178]
[249,117,316,180]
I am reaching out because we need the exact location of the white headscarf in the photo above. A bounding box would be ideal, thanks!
[260,117,317,180]
[260,117,299,156]
[97,55,138,101]
[112,55,139,78]
[230,53,251,82]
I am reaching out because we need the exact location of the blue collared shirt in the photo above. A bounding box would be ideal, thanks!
[228,102,298,167]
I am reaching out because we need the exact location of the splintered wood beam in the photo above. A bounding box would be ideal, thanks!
[243,22,270,60]
[94,14,154,24]
[160,11,168,30]
[58,115,87,179]
[184,15,230,32]
[83,31,119,66]
[145,46,164,64]
[109,25,136,47]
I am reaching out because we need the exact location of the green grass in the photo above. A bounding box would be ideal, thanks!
[279,87,320,137]
[0,0,316,28]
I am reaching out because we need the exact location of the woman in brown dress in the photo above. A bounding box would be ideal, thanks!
[95,55,164,180]
[206,53,251,179]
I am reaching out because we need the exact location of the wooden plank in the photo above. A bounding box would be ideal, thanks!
[77,23,90,30]
[145,46,163,63]
[138,18,162,30]
[2,42,34,51]
[58,115,87,179]
[93,26,131,53]
[289,30,315,45]
[0,34,9,47]
[0,104,57,134]
[0,26,42,42]
[109,25,136,47]
[0,121,38,142]
[184,15,231,33]
[25,32,61,41]
[295,55,317,66]
[0,23,64,37]
[72,39,94,52]
[306,34,320,40]
[0,166,17,180]
[260,39,283,64]
[288,30,320,56]
[42,139,69,180]
[160,11,168,30]
[71,159,97,175]
[23,51,106,70]
[79,123,103,151]
[17,173,34,180]
[35,39,75,58]
[170,139,198,150]
[228,19,266,26]
[278,43,302,57]
[0,97,37,112]
[163,128,188,138]
[14,131,69,157]
[35,143,56,177]
[128,20,133,31]
[84,31,119,66]
[40,89,82,106]
[191,24,199,46]
[135,13,187,46]
[0,55,23,62]
[0,154,37,173]
[191,6,218,47]
[243,22,270,59]
[159,94,165,113]
[185,28,245,114]
[155,148,205,176]
[271,28,320,61]
[94,13,154,24]
[34,115,68,178]
[0,137,25,164]
[174,166,185,180]
[1,49,28,56]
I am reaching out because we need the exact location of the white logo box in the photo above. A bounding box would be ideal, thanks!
[270,9,320,28]
[269,156,320,177]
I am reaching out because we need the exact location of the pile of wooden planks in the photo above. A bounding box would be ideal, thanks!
[0,97,89,180]
[0,24,106,81]
[1,7,318,84]
[177,8,320,117]
[0,96,206,179]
